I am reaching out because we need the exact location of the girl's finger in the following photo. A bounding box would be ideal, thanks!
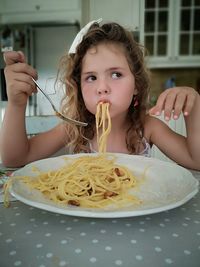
[162,91,177,120]
[4,62,38,80]
[14,73,36,88]
[172,92,187,119]
[149,89,170,116]
[3,51,26,65]
[13,63,37,79]
[17,51,26,63]
[17,81,37,96]
[6,72,37,96]
[182,93,196,116]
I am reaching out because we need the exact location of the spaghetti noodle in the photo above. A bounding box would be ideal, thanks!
[16,154,140,208]
[96,102,111,153]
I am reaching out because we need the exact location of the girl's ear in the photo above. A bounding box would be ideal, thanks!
[133,94,139,107]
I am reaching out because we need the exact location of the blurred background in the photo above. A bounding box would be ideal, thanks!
[0,0,200,122]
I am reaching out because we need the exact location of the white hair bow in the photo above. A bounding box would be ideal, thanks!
[68,18,103,54]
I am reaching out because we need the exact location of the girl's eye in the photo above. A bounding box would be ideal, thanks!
[112,72,122,79]
[86,75,96,82]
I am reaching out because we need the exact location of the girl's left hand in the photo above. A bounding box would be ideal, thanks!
[149,86,198,121]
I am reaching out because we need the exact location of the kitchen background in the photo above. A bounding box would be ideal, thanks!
[0,0,200,123]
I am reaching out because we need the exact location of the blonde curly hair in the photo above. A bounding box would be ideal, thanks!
[58,21,150,154]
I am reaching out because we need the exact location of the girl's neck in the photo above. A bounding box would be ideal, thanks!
[109,113,129,131]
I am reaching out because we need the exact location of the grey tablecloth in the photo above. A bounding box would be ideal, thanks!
[0,171,199,267]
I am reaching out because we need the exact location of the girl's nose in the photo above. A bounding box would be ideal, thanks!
[97,88,109,95]
[97,82,110,95]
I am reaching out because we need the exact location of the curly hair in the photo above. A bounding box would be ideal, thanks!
[58,21,150,154]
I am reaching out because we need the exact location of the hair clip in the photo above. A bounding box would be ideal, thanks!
[68,18,102,54]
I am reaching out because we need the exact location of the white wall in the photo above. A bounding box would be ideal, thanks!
[32,24,78,115]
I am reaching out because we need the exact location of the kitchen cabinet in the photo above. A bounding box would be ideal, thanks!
[141,0,200,68]
[86,0,141,31]
[0,0,81,24]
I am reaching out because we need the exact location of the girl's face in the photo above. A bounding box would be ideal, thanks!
[81,43,137,120]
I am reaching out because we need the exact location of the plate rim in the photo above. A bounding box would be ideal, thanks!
[10,186,199,218]
[9,153,199,218]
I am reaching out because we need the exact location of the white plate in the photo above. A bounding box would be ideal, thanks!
[9,153,199,218]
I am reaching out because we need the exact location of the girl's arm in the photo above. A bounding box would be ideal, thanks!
[0,51,66,167]
[1,109,66,167]
[148,87,200,170]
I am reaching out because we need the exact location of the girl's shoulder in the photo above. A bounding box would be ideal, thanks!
[144,113,162,125]
[143,114,168,144]
[144,113,177,146]
[144,113,168,128]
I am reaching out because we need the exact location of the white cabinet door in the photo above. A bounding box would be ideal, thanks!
[0,0,81,23]
[1,0,80,13]
[89,0,141,31]
[1,0,39,13]
[142,0,200,68]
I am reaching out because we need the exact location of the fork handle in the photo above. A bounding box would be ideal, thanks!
[32,78,57,111]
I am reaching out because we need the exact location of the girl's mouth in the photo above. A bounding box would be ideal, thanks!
[97,99,111,105]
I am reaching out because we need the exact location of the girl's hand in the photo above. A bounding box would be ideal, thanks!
[3,51,38,107]
[149,87,198,121]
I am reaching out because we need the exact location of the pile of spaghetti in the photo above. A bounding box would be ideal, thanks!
[4,102,141,209]
[18,154,140,208]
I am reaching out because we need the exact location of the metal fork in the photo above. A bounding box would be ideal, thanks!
[32,78,88,127]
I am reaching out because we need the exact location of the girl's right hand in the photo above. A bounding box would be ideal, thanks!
[3,51,38,107]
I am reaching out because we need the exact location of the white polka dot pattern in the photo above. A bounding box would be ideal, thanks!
[0,170,199,267]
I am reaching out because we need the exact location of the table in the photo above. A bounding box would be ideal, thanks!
[0,170,200,267]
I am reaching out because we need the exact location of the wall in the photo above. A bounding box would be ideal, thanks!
[33,24,78,115]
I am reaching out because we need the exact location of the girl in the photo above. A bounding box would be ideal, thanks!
[0,20,200,170]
